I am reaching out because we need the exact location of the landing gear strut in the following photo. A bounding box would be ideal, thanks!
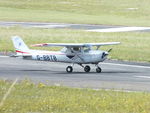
[66,66,73,73]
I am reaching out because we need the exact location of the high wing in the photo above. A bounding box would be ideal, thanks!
[32,42,120,47]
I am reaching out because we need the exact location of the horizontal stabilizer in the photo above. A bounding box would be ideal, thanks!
[10,54,32,57]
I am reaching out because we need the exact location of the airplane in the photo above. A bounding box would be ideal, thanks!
[11,36,120,73]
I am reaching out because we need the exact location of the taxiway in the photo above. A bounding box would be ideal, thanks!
[0,56,150,91]
[1,21,150,32]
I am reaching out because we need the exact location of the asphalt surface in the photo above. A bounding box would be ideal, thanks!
[0,56,150,92]
[0,21,150,92]
[0,21,119,29]
[1,21,150,32]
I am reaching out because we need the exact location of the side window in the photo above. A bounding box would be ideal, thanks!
[84,47,90,52]
[61,47,67,53]
[72,47,81,52]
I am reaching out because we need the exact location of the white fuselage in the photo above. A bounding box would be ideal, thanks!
[11,36,119,73]
[24,49,108,64]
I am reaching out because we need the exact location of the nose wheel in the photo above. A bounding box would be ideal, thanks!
[66,66,73,73]
[96,66,102,73]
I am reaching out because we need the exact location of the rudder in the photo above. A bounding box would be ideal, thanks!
[11,36,30,55]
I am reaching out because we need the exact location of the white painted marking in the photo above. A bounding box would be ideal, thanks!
[0,56,9,58]
[127,8,138,10]
[93,88,139,93]
[101,62,150,69]
[0,78,18,107]
[87,27,150,32]
[135,76,150,79]
[32,25,70,28]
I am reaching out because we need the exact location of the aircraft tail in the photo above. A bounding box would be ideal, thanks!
[11,36,30,55]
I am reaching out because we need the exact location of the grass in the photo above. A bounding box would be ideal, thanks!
[0,80,150,113]
[0,27,150,62]
[0,0,150,26]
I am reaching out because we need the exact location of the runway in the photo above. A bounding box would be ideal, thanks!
[0,21,150,91]
[1,21,150,32]
[0,56,150,92]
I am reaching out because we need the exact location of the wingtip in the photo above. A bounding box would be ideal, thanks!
[115,42,121,44]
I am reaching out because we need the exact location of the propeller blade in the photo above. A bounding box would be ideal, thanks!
[108,48,112,53]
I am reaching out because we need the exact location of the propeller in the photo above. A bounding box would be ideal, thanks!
[108,48,112,53]
[101,48,112,59]
[102,51,109,59]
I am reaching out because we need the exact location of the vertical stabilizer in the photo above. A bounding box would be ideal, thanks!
[11,36,30,55]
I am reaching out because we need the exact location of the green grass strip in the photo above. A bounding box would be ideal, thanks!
[0,0,150,26]
[0,27,150,62]
[0,80,150,113]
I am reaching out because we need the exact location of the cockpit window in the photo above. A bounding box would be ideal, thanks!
[83,47,90,52]
[61,47,91,53]
[61,47,67,53]
[61,47,81,53]
[73,47,80,52]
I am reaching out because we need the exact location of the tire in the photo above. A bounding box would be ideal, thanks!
[96,67,102,73]
[84,65,91,72]
[66,66,73,73]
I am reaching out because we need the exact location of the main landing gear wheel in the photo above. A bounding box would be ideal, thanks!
[84,65,91,72]
[66,66,73,73]
[96,67,102,73]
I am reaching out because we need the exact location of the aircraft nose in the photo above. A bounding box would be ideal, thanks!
[101,51,109,59]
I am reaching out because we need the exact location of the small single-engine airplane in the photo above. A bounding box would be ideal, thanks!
[11,36,120,73]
